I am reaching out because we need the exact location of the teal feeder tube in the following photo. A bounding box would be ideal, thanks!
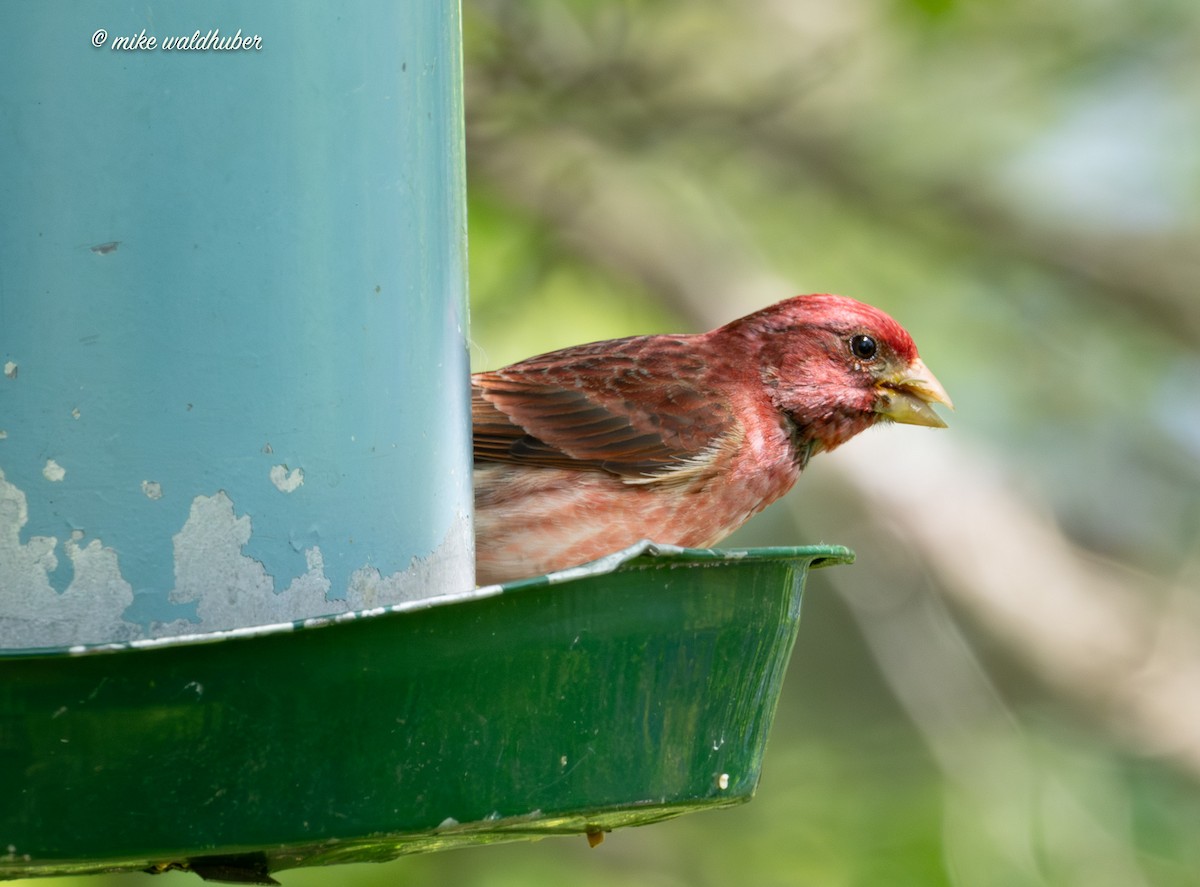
[0,4,860,881]
[0,4,473,650]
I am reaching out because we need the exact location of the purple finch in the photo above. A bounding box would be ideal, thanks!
[473,294,951,585]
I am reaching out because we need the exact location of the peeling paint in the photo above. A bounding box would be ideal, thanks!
[269,464,304,493]
[0,469,141,648]
[0,467,473,649]
[141,480,163,500]
[42,459,65,482]
[165,492,331,635]
[162,494,474,634]
[345,515,474,609]
[3,361,16,380]
[0,431,7,440]
[73,572,497,654]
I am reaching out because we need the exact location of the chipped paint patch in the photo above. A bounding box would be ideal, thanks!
[165,492,323,634]
[71,407,81,420]
[0,469,473,649]
[0,469,141,648]
[141,480,163,500]
[90,240,121,255]
[345,511,475,609]
[269,464,304,493]
[42,459,65,482]
[3,361,17,380]
[0,431,7,440]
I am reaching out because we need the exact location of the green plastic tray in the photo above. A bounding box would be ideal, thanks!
[0,542,852,882]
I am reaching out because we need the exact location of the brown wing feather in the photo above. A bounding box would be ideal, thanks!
[472,334,736,480]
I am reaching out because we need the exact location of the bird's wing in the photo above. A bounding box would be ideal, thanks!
[472,335,736,481]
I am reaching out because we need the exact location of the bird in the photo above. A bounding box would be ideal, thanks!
[472,294,952,585]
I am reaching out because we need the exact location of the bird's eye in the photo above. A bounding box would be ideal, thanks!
[849,334,877,361]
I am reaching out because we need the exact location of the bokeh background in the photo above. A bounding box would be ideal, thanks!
[39,0,1200,884]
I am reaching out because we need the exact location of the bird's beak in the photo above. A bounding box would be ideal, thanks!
[875,358,954,428]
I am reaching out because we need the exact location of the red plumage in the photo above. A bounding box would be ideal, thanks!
[473,294,951,585]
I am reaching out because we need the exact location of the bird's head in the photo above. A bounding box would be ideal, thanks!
[720,294,953,453]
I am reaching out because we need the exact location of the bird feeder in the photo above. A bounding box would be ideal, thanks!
[0,3,852,882]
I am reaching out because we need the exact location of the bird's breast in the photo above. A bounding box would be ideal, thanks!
[473,416,802,585]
